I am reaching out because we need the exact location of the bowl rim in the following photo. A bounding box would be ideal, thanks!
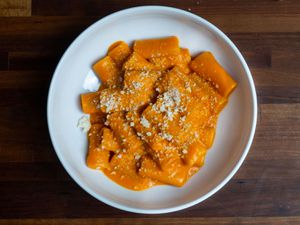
[47,5,257,214]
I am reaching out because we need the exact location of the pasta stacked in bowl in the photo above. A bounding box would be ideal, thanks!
[80,36,237,190]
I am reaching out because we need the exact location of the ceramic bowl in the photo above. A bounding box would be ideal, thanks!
[47,6,257,214]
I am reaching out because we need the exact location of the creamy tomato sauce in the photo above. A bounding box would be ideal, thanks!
[80,37,237,190]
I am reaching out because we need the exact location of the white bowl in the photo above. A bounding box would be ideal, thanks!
[47,6,257,214]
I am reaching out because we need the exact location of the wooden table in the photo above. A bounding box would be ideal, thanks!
[0,1,299,224]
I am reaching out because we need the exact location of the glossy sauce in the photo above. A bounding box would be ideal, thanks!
[80,37,237,190]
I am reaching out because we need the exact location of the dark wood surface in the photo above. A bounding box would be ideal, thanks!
[0,0,299,224]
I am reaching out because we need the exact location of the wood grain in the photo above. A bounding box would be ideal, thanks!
[1,217,300,225]
[0,0,31,17]
[0,0,299,224]
[31,0,300,16]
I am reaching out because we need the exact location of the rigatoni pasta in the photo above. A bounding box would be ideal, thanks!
[190,51,237,97]
[134,36,180,58]
[80,36,237,190]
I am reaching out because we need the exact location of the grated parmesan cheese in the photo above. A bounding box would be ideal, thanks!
[140,116,150,128]
[162,133,173,141]
[100,92,120,112]
[158,88,181,121]
[134,154,141,161]
[132,81,142,89]
[77,115,91,132]
[140,70,150,77]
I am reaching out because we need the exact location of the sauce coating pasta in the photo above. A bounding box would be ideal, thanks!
[80,37,237,190]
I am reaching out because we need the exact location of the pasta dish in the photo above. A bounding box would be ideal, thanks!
[79,36,237,190]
